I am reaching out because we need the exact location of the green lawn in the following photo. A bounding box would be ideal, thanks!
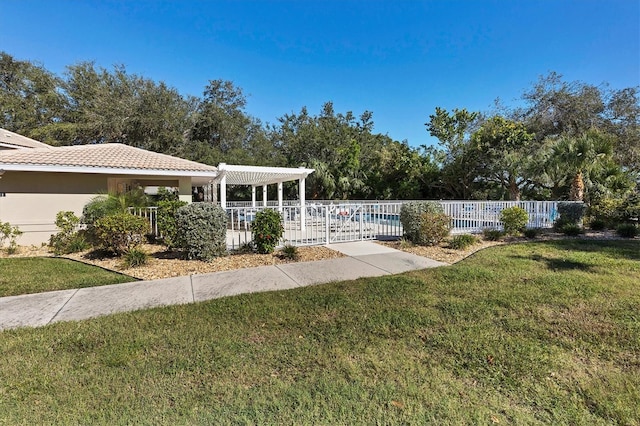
[1,240,638,424]
[0,257,136,297]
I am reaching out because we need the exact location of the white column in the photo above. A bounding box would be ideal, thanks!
[277,182,283,212]
[299,174,306,231]
[220,175,227,209]
[251,186,256,208]
[262,185,268,207]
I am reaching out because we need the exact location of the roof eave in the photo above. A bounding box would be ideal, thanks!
[0,163,219,179]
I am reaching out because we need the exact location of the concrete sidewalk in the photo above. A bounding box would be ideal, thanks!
[0,242,446,331]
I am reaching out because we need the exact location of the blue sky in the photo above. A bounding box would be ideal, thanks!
[1,0,638,148]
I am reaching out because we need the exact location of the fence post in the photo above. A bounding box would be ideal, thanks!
[325,206,330,245]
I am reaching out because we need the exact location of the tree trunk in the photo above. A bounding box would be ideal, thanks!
[509,177,521,201]
[569,171,585,201]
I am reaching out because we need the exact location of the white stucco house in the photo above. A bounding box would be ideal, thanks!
[0,128,313,246]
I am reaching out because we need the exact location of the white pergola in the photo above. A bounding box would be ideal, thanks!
[211,163,314,230]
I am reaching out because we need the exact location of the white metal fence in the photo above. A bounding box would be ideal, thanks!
[133,200,564,249]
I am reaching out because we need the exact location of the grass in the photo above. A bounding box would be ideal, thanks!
[0,257,136,297]
[0,240,639,424]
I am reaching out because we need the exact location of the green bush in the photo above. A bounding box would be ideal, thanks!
[157,199,188,249]
[417,211,451,246]
[400,201,444,244]
[122,247,149,268]
[483,228,504,241]
[616,223,638,238]
[49,211,88,255]
[523,228,541,239]
[252,209,284,254]
[555,201,587,229]
[93,213,149,255]
[449,234,477,250]
[0,221,22,254]
[589,219,607,231]
[561,223,583,236]
[175,203,227,261]
[500,206,528,235]
[279,244,299,260]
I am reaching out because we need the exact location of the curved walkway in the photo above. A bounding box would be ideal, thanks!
[0,242,446,331]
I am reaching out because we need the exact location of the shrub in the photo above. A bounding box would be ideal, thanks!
[0,221,22,254]
[616,223,639,238]
[122,247,149,268]
[49,211,88,255]
[252,209,284,254]
[93,213,149,255]
[449,234,477,250]
[280,244,299,260]
[589,219,607,231]
[555,201,587,229]
[418,211,451,246]
[156,199,188,249]
[483,228,504,241]
[175,203,227,261]
[560,223,583,236]
[523,228,541,239]
[500,206,528,235]
[400,201,445,244]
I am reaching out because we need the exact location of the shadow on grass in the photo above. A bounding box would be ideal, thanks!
[508,253,596,272]
[540,239,640,262]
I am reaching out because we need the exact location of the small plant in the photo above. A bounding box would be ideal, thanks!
[500,206,528,235]
[93,213,149,255]
[449,234,477,250]
[175,203,227,261]
[398,238,414,249]
[589,219,607,231]
[49,211,87,255]
[236,241,255,254]
[0,221,22,254]
[280,244,299,260]
[523,228,541,239]
[252,209,284,254]
[122,247,149,268]
[561,223,583,236]
[483,228,504,241]
[616,223,638,238]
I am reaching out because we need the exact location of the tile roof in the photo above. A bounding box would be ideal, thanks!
[0,128,53,149]
[0,143,218,174]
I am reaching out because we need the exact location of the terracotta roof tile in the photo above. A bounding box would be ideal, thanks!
[0,128,53,149]
[0,143,217,173]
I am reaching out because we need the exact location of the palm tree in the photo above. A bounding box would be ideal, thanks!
[549,131,613,201]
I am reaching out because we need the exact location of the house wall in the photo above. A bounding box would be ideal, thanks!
[0,171,192,246]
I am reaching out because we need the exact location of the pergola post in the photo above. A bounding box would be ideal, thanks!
[219,174,227,209]
[277,182,283,212]
[262,185,268,207]
[299,171,306,231]
[251,186,256,208]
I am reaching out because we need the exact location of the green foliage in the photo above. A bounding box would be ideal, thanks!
[122,248,149,268]
[175,203,227,261]
[523,228,541,239]
[82,190,150,226]
[483,228,504,241]
[555,202,587,228]
[560,223,583,236]
[48,211,88,255]
[0,221,22,253]
[589,219,607,231]
[500,206,529,235]
[92,213,149,255]
[616,223,639,238]
[279,244,299,260]
[156,199,188,249]
[252,209,284,254]
[449,234,477,250]
[418,212,451,246]
[400,201,445,244]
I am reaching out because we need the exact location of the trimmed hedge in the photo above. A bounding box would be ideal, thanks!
[93,213,149,255]
[252,209,284,254]
[555,202,587,228]
[175,203,227,261]
[500,206,528,235]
